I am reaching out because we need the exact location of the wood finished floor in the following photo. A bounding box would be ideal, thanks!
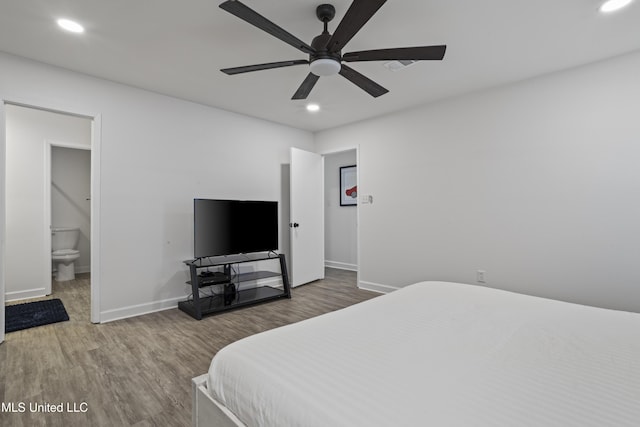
[1,269,377,427]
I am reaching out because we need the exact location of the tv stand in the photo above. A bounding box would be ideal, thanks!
[178,253,291,320]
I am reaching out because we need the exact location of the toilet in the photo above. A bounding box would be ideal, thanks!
[52,227,81,281]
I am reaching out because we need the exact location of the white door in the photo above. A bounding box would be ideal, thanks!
[290,148,324,287]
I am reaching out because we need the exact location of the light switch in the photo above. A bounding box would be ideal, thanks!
[360,195,373,204]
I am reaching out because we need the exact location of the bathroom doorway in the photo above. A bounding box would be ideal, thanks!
[46,143,91,295]
[3,103,99,324]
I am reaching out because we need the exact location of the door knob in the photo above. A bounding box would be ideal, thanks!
[289,222,299,228]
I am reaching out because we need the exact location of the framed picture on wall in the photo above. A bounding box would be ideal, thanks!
[340,165,357,206]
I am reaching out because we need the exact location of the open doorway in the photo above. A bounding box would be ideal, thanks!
[3,103,98,326]
[323,149,358,277]
[288,147,359,288]
[47,143,91,307]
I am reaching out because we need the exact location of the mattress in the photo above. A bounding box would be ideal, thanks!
[208,281,640,426]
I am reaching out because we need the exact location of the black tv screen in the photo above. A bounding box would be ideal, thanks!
[194,199,278,258]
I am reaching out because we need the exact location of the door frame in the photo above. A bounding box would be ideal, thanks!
[0,99,102,340]
[44,140,92,296]
[0,102,6,343]
[320,146,360,287]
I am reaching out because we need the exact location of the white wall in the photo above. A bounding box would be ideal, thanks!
[52,145,92,273]
[0,52,314,321]
[5,105,91,300]
[324,150,357,270]
[316,50,640,312]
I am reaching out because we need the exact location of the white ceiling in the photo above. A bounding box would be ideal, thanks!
[0,0,639,132]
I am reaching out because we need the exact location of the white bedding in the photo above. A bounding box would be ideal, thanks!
[207,281,640,426]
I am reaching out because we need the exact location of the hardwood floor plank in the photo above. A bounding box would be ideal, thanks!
[1,268,377,426]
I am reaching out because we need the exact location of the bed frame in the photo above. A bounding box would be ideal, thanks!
[192,374,245,427]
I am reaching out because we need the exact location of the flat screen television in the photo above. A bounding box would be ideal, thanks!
[194,199,278,258]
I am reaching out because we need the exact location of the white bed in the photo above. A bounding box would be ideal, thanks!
[193,281,640,426]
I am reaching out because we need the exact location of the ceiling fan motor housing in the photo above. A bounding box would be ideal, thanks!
[310,30,341,76]
[309,4,341,76]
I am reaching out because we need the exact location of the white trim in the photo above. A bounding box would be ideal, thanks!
[358,280,399,294]
[102,277,285,323]
[47,140,91,151]
[0,101,6,344]
[51,265,90,275]
[324,260,358,271]
[4,99,96,121]
[317,145,360,157]
[227,277,284,290]
[90,115,101,323]
[356,145,360,290]
[100,295,186,323]
[321,155,325,282]
[44,142,52,295]
[74,265,91,274]
[253,277,284,289]
[5,288,47,302]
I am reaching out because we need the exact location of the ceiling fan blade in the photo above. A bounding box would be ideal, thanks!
[339,64,388,98]
[219,0,315,55]
[221,60,309,75]
[343,45,447,62]
[292,73,320,100]
[325,0,387,53]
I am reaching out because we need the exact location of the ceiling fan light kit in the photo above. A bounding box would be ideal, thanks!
[219,0,446,100]
[309,58,341,76]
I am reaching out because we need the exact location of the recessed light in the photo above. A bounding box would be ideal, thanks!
[57,18,85,33]
[600,0,633,13]
[306,104,320,112]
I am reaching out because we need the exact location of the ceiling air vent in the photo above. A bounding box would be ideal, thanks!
[383,60,418,72]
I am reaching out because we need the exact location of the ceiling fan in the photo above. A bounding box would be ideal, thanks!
[219,0,446,100]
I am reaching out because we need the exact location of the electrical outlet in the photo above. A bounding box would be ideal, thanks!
[476,270,486,283]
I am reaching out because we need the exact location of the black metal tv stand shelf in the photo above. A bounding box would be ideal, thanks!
[179,253,291,320]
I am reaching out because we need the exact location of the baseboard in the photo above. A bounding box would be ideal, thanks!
[324,260,358,271]
[6,287,48,302]
[75,265,90,274]
[51,265,90,274]
[100,279,284,323]
[358,280,399,294]
[255,276,283,288]
[100,295,186,323]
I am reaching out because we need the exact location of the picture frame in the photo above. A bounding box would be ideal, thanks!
[340,165,357,206]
